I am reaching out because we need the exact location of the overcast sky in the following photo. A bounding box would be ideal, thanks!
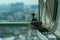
[0,0,38,5]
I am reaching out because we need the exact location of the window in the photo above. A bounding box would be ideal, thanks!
[0,0,38,22]
[0,0,41,40]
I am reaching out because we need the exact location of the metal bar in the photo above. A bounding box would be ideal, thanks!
[0,22,30,24]
[0,22,30,27]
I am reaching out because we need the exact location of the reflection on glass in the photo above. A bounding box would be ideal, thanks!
[0,27,40,40]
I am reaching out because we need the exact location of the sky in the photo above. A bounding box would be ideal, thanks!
[0,0,38,5]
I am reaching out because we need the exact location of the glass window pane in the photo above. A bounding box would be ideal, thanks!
[0,0,38,22]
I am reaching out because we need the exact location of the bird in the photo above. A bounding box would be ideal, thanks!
[30,13,49,33]
[30,13,41,29]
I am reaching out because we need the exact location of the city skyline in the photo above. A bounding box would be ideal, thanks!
[0,0,38,5]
